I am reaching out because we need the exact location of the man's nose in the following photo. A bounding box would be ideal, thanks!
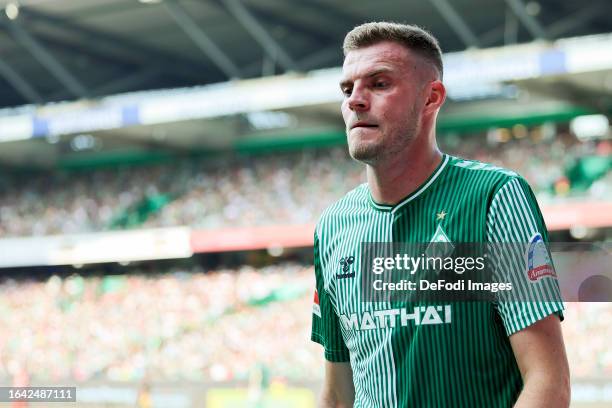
[347,88,369,112]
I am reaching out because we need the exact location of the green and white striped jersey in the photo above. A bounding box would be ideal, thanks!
[311,154,564,407]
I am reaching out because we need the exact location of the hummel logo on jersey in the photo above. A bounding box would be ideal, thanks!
[340,305,452,331]
[336,256,355,279]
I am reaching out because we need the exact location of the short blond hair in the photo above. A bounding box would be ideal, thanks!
[343,22,443,80]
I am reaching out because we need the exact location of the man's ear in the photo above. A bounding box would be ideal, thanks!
[424,80,446,113]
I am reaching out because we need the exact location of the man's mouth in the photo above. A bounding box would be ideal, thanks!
[351,122,378,129]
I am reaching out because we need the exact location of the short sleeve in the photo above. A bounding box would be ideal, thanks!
[311,231,351,362]
[486,177,565,336]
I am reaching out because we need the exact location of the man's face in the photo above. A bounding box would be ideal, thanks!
[340,41,429,164]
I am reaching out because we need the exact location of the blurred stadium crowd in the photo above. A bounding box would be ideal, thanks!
[0,264,321,384]
[0,265,609,385]
[0,127,610,237]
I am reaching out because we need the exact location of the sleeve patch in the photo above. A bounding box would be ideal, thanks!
[526,232,557,281]
[312,289,321,317]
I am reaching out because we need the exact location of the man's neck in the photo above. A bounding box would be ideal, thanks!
[366,147,443,206]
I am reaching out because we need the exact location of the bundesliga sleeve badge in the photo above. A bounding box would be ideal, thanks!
[525,232,557,281]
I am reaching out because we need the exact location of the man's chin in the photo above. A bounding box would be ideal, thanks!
[348,143,381,164]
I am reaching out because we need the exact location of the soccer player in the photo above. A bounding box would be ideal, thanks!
[311,22,569,407]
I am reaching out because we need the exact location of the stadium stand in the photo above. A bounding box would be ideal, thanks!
[1,128,610,237]
[1,264,610,386]
[0,264,320,384]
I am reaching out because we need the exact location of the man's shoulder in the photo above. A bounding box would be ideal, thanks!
[446,155,519,177]
[445,155,525,194]
[316,183,370,231]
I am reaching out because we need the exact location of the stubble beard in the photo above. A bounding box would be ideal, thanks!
[347,112,419,166]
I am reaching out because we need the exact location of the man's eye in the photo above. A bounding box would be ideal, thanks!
[374,81,388,88]
[342,88,352,96]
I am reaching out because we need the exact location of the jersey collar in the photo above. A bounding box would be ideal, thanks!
[368,154,449,213]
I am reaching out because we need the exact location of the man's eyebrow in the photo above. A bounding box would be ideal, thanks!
[339,79,352,89]
[339,68,394,88]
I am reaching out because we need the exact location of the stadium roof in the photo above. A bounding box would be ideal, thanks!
[1,0,611,109]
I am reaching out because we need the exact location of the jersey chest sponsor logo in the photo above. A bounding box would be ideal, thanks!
[339,305,452,331]
[525,232,556,281]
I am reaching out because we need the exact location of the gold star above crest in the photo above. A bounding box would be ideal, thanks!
[436,210,447,221]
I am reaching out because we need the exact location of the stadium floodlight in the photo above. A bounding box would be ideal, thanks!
[5,1,19,20]
[570,114,610,140]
